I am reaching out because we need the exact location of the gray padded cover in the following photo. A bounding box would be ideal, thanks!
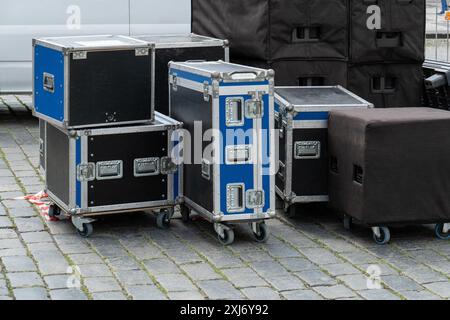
[233,59,348,87]
[328,108,450,225]
[271,60,348,86]
[347,63,423,108]
[350,0,425,63]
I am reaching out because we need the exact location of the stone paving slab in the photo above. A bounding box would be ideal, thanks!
[0,95,450,300]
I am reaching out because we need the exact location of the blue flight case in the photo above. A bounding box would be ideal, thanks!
[275,86,373,217]
[169,61,276,245]
[33,35,154,129]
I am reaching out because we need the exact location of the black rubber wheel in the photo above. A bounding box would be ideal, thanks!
[217,228,234,246]
[181,205,190,223]
[435,223,450,240]
[253,222,269,243]
[343,215,352,231]
[373,227,391,245]
[48,204,61,217]
[156,211,171,229]
[77,223,93,238]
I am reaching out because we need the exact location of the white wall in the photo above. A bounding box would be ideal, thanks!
[0,0,191,93]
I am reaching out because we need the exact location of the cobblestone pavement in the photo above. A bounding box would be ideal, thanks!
[1,95,450,300]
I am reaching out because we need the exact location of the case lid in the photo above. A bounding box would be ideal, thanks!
[275,86,373,111]
[34,35,150,52]
[74,112,181,136]
[170,61,272,83]
[133,33,226,49]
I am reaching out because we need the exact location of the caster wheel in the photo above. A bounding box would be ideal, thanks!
[48,204,61,217]
[77,223,93,238]
[435,223,450,240]
[343,215,352,231]
[253,222,269,243]
[156,211,171,229]
[373,227,390,245]
[217,228,234,246]
[181,205,190,223]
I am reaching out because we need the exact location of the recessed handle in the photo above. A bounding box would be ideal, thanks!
[294,141,321,159]
[376,32,402,48]
[134,158,159,177]
[96,160,123,180]
[43,72,55,93]
[228,71,258,80]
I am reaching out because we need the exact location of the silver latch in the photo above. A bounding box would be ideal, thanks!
[134,157,159,177]
[246,190,265,209]
[171,75,178,91]
[160,157,177,174]
[294,141,321,159]
[73,51,87,60]
[245,92,264,119]
[76,163,96,182]
[203,81,210,102]
[135,48,149,56]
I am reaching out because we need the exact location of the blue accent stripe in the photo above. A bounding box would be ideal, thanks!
[75,139,81,207]
[221,81,269,87]
[293,111,329,121]
[170,69,211,84]
[261,93,271,212]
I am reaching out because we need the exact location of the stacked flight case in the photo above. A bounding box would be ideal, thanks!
[33,35,154,128]
[33,35,181,237]
[133,34,229,115]
[275,86,373,216]
[169,61,276,245]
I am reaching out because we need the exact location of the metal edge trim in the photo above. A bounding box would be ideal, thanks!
[213,97,221,216]
[68,136,76,208]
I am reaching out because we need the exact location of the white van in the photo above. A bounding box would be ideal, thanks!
[0,0,191,93]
